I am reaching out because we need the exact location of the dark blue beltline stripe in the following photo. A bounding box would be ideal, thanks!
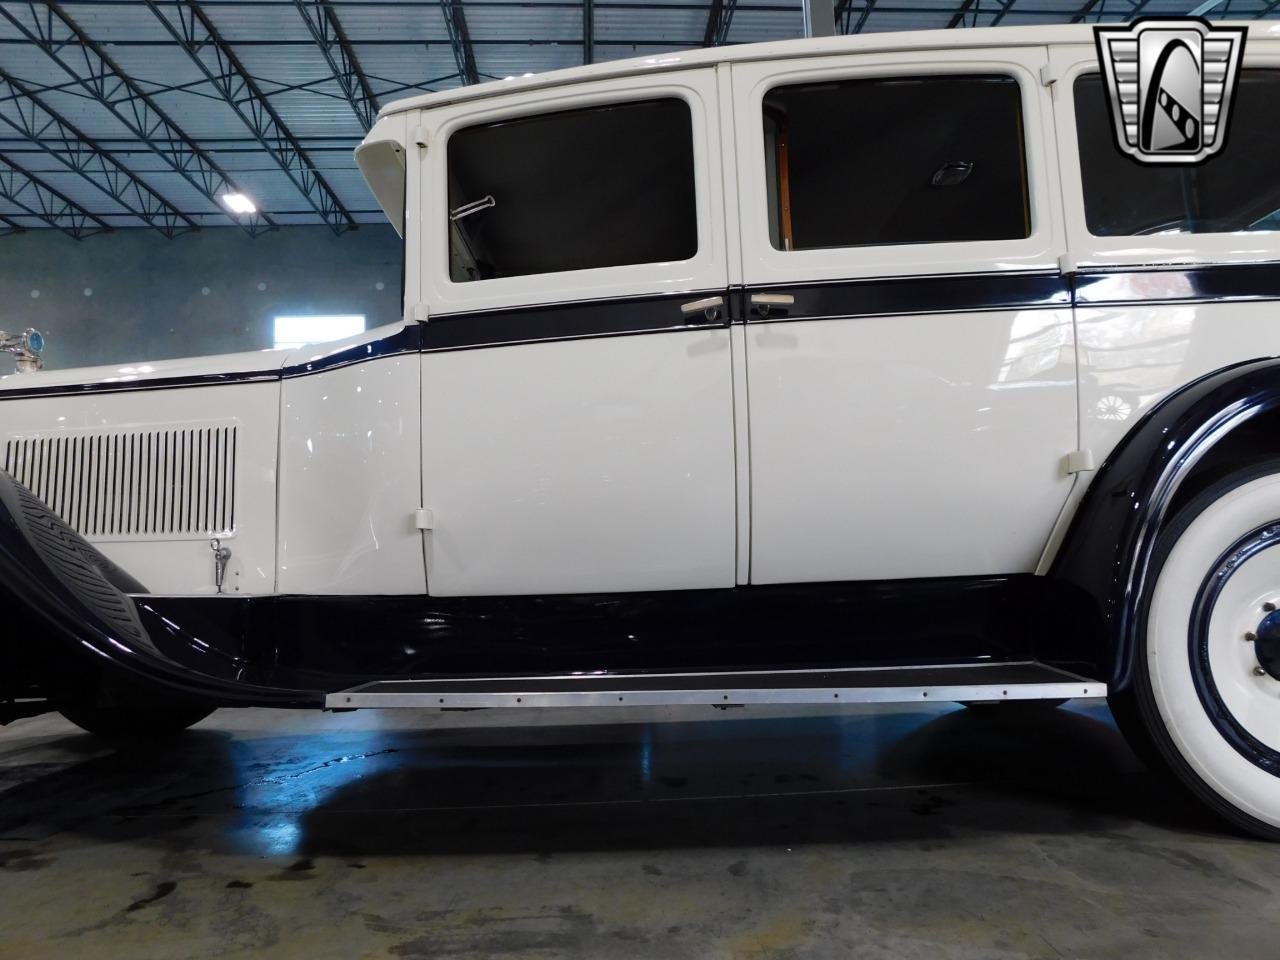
[4,262,1280,401]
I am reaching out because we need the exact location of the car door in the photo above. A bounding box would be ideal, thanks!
[417,70,737,597]
[731,46,1077,584]
[1048,41,1280,481]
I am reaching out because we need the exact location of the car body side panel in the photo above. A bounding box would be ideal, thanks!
[747,303,1077,582]
[1078,292,1280,474]
[277,348,425,595]
[420,329,738,596]
[0,382,279,595]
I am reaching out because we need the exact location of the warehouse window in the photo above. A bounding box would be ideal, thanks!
[273,314,365,350]
[762,75,1030,250]
[447,98,698,282]
[1074,71,1280,236]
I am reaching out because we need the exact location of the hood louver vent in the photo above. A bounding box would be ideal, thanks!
[3,423,238,542]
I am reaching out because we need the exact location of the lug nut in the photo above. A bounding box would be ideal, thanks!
[1245,632,1257,642]
[1254,666,1268,677]
[1265,603,1277,613]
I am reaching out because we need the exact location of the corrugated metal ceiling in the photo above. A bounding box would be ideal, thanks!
[1,0,1277,236]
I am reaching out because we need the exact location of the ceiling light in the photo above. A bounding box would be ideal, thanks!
[222,192,257,214]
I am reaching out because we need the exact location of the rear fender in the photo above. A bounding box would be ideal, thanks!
[1050,357,1280,690]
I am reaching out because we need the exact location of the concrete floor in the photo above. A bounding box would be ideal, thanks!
[1,700,1277,960]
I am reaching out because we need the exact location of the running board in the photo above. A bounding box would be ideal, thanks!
[325,662,1106,710]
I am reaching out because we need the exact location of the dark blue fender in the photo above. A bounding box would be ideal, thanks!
[1049,356,1280,691]
[0,469,321,710]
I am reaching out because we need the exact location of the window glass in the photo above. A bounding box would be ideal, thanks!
[1074,70,1280,237]
[447,98,697,282]
[761,75,1030,251]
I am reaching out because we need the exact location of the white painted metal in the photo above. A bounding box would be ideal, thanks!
[0,384,279,595]
[0,347,290,395]
[420,333,737,596]
[731,48,1077,583]
[1146,474,1280,833]
[3,421,238,542]
[1064,449,1096,475]
[416,68,736,597]
[276,328,424,596]
[4,26,1279,603]
[354,113,409,237]
[370,24,1280,123]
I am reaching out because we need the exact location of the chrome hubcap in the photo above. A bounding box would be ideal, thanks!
[1254,607,1280,681]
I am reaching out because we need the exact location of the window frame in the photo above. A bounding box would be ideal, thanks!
[422,70,726,318]
[732,48,1061,285]
[1051,41,1280,269]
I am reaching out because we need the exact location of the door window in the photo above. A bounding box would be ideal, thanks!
[761,75,1030,251]
[447,98,697,282]
[1074,70,1280,237]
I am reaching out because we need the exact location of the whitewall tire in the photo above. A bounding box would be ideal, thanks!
[1131,461,1280,840]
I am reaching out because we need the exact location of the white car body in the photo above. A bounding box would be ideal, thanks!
[4,23,1278,600]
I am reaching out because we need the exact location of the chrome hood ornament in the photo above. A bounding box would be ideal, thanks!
[0,327,45,373]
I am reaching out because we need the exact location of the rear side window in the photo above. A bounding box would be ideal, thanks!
[1074,70,1280,236]
[447,98,697,282]
[761,75,1030,251]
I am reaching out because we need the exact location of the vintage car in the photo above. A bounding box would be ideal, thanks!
[3,21,1280,840]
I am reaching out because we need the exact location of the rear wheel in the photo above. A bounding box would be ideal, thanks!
[1121,460,1280,840]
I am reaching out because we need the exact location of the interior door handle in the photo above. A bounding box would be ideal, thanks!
[680,296,725,323]
[749,292,795,318]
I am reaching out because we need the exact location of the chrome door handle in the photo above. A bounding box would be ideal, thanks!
[749,292,795,318]
[680,296,724,323]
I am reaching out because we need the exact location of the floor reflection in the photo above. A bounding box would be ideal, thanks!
[0,701,1225,860]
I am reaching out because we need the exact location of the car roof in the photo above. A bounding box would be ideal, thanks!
[375,21,1279,120]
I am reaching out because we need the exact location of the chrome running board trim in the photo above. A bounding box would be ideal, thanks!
[326,662,1105,710]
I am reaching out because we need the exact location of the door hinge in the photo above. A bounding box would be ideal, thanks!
[1065,449,1096,475]
[1039,64,1058,88]
[413,125,429,150]
[409,302,429,324]
[414,508,434,531]
[1058,253,1077,276]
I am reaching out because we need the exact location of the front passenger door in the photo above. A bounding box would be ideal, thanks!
[417,72,737,597]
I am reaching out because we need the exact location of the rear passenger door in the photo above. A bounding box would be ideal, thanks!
[731,48,1077,584]
[417,71,737,597]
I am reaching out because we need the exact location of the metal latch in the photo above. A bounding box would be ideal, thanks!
[210,538,232,594]
[749,292,796,318]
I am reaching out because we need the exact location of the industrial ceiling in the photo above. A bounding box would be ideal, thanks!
[1,0,1277,238]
